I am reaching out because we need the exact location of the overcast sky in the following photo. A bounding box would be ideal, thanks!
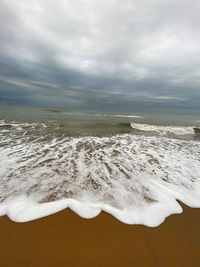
[0,0,200,113]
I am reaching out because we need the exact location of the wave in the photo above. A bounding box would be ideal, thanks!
[43,109,62,113]
[41,110,145,119]
[107,114,145,118]
[0,125,200,226]
[0,119,133,137]
[94,114,145,118]
[130,122,196,136]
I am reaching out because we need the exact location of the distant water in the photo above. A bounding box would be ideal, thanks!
[0,105,200,226]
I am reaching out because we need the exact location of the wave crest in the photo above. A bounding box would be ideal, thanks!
[130,122,196,136]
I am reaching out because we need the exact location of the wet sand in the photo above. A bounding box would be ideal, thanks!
[0,203,200,267]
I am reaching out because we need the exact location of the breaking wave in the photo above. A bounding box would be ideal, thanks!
[130,122,196,136]
[94,114,145,118]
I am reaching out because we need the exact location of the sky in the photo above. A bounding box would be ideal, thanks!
[0,0,200,114]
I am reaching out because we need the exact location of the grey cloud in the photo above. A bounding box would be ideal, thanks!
[0,0,200,113]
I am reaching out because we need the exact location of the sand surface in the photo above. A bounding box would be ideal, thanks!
[0,203,200,267]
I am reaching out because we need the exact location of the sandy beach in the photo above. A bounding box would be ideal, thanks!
[0,203,199,267]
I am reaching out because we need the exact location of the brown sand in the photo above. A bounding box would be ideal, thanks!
[0,203,200,267]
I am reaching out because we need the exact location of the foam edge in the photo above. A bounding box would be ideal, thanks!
[0,196,184,227]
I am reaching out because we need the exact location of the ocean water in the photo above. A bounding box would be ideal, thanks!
[0,105,200,226]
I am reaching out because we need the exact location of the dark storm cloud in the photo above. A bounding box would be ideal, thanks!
[0,0,200,113]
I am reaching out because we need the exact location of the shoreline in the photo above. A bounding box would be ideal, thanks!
[0,203,200,267]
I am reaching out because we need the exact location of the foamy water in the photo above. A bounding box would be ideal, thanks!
[94,114,145,118]
[130,122,195,135]
[0,116,200,227]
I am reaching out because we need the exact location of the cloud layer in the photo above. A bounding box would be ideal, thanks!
[0,0,200,113]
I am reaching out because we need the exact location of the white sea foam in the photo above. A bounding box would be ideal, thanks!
[94,114,145,118]
[130,122,195,135]
[109,114,145,118]
[0,194,182,226]
[0,121,200,226]
[0,197,101,222]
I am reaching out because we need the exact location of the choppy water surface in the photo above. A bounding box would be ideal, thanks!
[0,106,200,226]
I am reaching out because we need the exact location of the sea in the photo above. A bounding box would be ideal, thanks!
[0,105,200,227]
